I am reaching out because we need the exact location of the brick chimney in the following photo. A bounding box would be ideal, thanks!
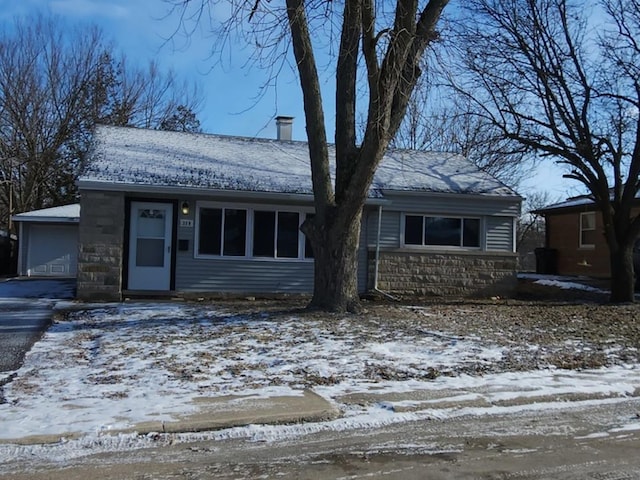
[275,116,294,141]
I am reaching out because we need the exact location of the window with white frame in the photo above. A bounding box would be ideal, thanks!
[198,207,247,256]
[196,204,314,259]
[580,211,596,247]
[404,215,481,248]
[253,210,300,258]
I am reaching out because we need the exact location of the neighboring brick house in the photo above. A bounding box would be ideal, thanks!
[535,193,640,277]
[75,123,522,301]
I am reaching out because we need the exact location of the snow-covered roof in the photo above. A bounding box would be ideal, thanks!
[12,204,80,223]
[537,189,640,213]
[536,195,595,212]
[79,125,518,199]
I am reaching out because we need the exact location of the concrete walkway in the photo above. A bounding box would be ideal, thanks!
[6,390,340,445]
[5,372,640,446]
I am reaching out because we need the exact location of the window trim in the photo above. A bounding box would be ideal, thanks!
[401,213,483,250]
[579,211,596,249]
[194,202,314,261]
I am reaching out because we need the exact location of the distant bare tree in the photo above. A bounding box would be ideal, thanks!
[0,15,202,231]
[517,190,550,271]
[454,0,640,302]
[393,78,534,189]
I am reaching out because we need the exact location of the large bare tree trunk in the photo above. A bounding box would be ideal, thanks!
[609,244,635,303]
[282,0,447,312]
[304,207,363,312]
[609,237,635,303]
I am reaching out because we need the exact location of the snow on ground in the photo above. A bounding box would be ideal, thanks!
[517,273,607,293]
[1,298,639,451]
[1,274,639,463]
[0,302,508,440]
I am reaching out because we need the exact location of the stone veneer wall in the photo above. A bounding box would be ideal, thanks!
[77,190,125,301]
[370,250,518,297]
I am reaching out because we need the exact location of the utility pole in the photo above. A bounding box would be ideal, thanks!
[2,157,13,234]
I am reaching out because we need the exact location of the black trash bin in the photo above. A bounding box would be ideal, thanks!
[534,247,558,275]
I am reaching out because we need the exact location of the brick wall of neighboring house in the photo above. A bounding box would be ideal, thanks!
[77,190,125,301]
[547,210,610,277]
[546,206,640,278]
[369,250,518,297]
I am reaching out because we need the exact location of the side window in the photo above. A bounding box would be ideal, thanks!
[463,218,481,247]
[580,212,596,248]
[403,215,481,248]
[425,217,461,246]
[404,215,424,245]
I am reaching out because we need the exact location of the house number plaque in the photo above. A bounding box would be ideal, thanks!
[180,219,194,228]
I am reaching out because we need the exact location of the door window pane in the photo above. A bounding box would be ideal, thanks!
[253,211,275,257]
[136,238,164,266]
[138,209,165,237]
[277,212,299,258]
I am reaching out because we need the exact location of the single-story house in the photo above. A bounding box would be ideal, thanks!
[535,192,640,277]
[12,204,80,277]
[76,122,522,301]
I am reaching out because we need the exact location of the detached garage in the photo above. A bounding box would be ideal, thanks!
[12,204,80,277]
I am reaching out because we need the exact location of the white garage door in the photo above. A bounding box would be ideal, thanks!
[27,224,78,277]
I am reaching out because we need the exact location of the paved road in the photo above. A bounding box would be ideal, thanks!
[0,278,75,372]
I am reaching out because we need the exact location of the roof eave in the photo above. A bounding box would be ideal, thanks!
[12,216,79,223]
[77,180,391,206]
[380,188,522,201]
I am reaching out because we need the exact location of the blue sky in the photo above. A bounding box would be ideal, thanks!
[0,0,575,201]
[1,0,315,140]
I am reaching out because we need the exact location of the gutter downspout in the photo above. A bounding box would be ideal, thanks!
[373,205,399,301]
[374,204,382,290]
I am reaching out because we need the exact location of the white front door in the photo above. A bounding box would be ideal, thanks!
[128,202,173,291]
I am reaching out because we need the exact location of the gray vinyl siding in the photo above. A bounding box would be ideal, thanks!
[357,212,370,292]
[176,256,315,293]
[485,216,514,252]
[366,209,401,248]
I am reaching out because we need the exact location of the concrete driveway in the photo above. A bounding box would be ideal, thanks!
[0,278,76,372]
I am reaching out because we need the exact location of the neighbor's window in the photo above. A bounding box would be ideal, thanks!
[198,207,247,256]
[580,212,597,247]
[404,215,481,248]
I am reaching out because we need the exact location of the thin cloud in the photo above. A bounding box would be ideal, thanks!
[50,0,129,18]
